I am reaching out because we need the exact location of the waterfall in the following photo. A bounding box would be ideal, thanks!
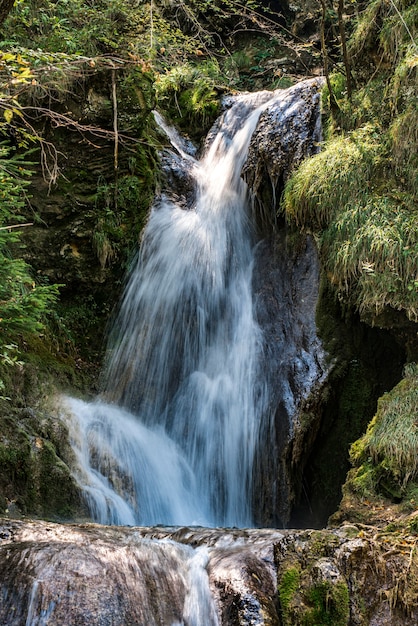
[62,79,324,529]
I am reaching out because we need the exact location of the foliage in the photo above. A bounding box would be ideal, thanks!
[0,142,59,390]
[349,363,418,500]
[303,580,349,626]
[2,0,137,55]
[155,59,222,134]
[283,0,418,324]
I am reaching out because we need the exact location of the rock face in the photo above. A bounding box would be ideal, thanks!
[252,231,328,527]
[0,518,417,625]
[242,77,323,232]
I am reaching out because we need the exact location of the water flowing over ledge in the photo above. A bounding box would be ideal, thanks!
[1,518,416,625]
[59,78,327,530]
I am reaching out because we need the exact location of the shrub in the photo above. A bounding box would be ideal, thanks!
[0,143,59,358]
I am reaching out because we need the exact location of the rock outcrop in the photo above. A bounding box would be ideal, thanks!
[1,518,417,625]
[242,77,323,232]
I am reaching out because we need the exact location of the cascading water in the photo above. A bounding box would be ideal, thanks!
[0,79,328,626]
[62,79,324,530]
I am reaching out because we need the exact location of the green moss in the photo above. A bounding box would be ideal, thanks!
[306,531,340,558]
[348,363,418,501]
[277,548,350,626]
[0,438,31,482]
[37,439,80,518]
[155,60,221,138]
[0,397,83,519]
[303,580,349,626]
[279,565,301,625]
[0,425,35,512]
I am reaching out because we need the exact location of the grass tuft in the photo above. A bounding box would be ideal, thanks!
[349,363,418,498]
[283,125,382,230]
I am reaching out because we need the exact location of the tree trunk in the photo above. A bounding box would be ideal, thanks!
[0,0,15,27]
[338,0,353,99]
[319,0,339,117]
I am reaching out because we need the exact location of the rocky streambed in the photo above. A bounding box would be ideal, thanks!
[0,517,417,625]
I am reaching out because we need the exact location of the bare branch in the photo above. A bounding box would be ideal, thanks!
[337,0,353,99]
[0,223,33,231]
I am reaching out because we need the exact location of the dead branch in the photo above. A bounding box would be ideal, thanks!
[0,223,33,230]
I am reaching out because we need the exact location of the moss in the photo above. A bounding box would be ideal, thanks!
[277,545,350,626]
[37,439,80,518]
[0,413,83,520]
[0,356,85,519]
[347,363,418,503]
[154,60,222,139]
[305,531,340,558]
[303,580,349,626]
[0,425,35,512]
[0,437,32,484]
[278,565,301,625]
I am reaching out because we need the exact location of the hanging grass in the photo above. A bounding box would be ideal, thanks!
[368,363,418,486]
[379,2,418,67]
[389,103,418,195]
[282,125,382,230]
[350,363,418,495]
[348,0,418,70]
[321,194,418,321]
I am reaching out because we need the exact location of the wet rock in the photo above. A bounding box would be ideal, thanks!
[157,149,197,210]
[252,231,328,527]
[0,520,417,626]
[242,77,324,232]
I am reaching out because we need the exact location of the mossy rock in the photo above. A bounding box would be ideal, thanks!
[0,411,83,520]
[303,579,349,626]
[277,552,349,626]
[0,361,86,520]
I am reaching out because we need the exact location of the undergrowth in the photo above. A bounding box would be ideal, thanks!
[283,0,418,324]
[349,363,418,501]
